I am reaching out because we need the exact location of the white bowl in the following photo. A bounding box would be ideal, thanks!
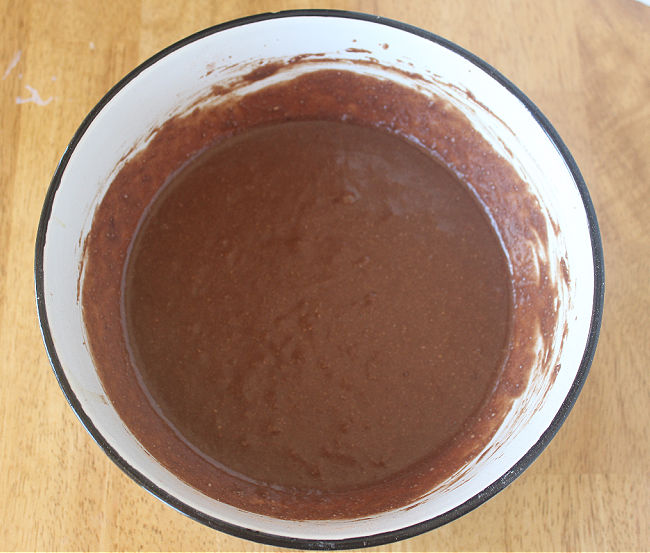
[35,10,604,549]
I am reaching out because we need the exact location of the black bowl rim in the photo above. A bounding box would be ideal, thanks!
[34,9,604,550]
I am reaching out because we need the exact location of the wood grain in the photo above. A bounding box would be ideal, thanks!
[1,0,648,550]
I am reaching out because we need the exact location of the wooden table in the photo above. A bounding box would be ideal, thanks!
[1,0,648,550]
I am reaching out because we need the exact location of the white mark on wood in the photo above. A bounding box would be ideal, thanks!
[89,41,96,50]
[16,85,53,106]
[2,50,21,80]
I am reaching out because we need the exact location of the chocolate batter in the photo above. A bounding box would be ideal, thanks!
[124,120,511,493]
[82,68,557,519]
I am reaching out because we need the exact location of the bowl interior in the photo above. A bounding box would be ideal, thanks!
[38,13,597,544]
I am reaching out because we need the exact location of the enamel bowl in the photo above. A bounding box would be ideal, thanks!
[35,10,603,549]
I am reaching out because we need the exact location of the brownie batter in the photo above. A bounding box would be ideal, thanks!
[124,120,511,493]
[82,68,558,519]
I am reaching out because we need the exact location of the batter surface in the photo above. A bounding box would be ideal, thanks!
[123,120,512,494]
[81,67,559,519]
